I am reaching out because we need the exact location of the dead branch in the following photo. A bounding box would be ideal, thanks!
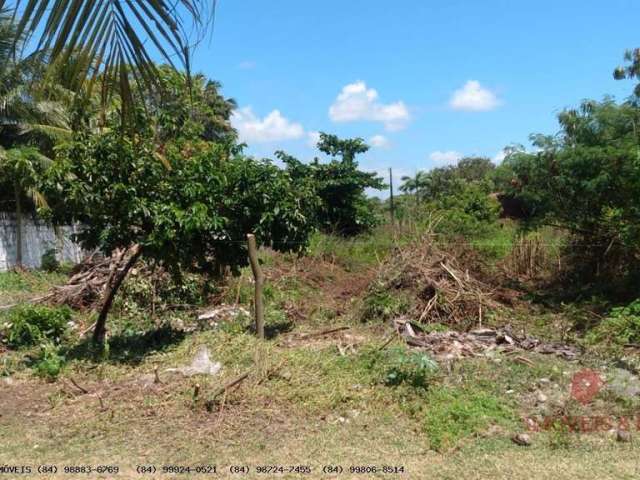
[204,372,250,412]
[68,376,89,394]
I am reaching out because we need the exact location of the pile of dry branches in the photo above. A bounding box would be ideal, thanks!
[43,248,138,309]
[394,319,579,360]
[371,234,501,328]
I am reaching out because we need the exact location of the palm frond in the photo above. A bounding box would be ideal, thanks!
[25,186,49,209]
[6,0,215,109]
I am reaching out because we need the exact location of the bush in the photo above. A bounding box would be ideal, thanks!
[382,347,438,389]
[587,299,640,346]
[2,305,71,348]
[278,133,385,237]
[40,248,60,272]
[496,99,640,282]
[428,183,500,237]
[32,341,66,379]
[360,289,411,322]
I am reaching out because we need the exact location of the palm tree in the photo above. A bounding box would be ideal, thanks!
[400,171,429,203]
[0,12,69,268]
[1,1,214,109]
[0,147,52,268]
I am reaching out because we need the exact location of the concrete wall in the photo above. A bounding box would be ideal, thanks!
[0,213,85,271]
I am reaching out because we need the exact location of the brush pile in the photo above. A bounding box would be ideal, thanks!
[393,318,579,360]
[367,234,503,328]
[43,248,136,309]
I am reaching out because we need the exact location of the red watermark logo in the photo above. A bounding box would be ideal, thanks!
[523,368,638,433]
[570,368,604,405]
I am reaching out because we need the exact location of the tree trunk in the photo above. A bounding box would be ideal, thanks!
[14,184,23,269]
[92,244,142,346]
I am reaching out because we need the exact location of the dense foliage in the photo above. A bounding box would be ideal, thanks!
[496,98,640,281]
[45,129,317,276]
[278,132,385,236]
[400,157,495,201]
[2,304,71,348]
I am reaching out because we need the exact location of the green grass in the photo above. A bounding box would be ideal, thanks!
[2,229,640,478]
[0,270,67,302]
[422,385,515,451]
[307,228,397,270]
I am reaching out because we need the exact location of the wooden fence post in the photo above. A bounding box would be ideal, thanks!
[246,233,265,339]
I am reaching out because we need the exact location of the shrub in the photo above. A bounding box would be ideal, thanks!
[32,342,66,379]
[277,133,385,237]
[587,299,640,346]
[382,347,438,389]
[496,99,640,282]
[360,289,410,322]
[40,248,60,272]
[2,305,71,348]
[428,183,501,237]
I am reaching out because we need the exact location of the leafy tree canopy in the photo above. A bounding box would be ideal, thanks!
[44,127,318,277]
[277,132,385,236]
[496,97,640,280]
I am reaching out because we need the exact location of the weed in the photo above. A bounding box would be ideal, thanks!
[586,299,640,346]
[382,347,438,389]
[40,248,60,273]
[1,305,72,348]
[360,289,410,322]
[547,420,573,450]
[32,342,66,380]
[422,386,514,451]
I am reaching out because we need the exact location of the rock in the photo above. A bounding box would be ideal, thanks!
[165,347,222,377]
[538,378,551,385]
[616,430,632,443]
[511,433,532,446]
[536,392,548,403]
[1,377,14,386]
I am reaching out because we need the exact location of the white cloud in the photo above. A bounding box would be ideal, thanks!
[449,80,501,111]
[369,134,390,149]
[493,149,507,163]
[429,150,462,165]
[329,81,410,131]
[231,107,304,143]
[238,60,256,70]
[307,131,321,148]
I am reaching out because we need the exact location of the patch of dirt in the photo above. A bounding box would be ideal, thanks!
[268,254,375,322]
[0,378,54,419]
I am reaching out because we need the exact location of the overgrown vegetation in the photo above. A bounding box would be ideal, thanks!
[2,3,640,472]
[1,304,71,348]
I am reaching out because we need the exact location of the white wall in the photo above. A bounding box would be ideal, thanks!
[0,213,85,271]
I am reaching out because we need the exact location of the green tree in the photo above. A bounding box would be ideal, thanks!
[2,1,212,109]
[147,66,237,145]
[0,147,51,267]
[278,133,385,236]
[44,127,317,345]
[614,48,640,96]
[316,133,369,164]
[0,12,69,267]
[498,98,640,282]
[400,171,429,203]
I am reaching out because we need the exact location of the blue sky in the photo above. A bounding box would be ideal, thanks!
[189,0,639,192]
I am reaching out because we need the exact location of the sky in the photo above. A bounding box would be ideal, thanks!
[188,0,640,194]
